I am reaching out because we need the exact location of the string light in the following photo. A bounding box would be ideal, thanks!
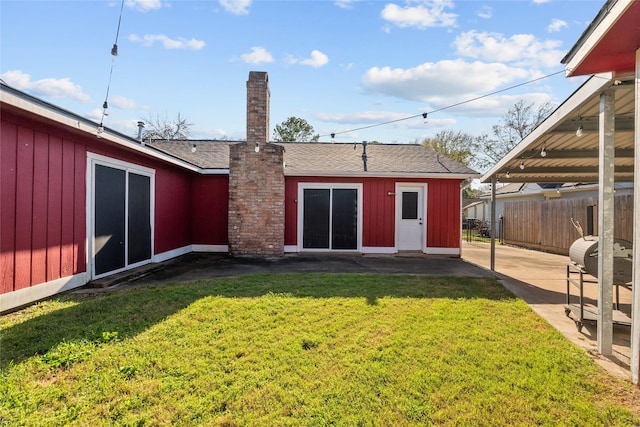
[324,70,565,139]
[98,0,125,135]
[540,142,547,157]
[519,160,525,170]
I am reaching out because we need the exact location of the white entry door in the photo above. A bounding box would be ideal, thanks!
[397,186,424,251]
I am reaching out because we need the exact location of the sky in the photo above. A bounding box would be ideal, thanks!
[1,0,605,146]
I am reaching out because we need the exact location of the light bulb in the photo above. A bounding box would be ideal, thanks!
[540,147,547,157]
[191,144,196,153]
[255,142,260,153]
[519,160,525,170]
[576,125,583,138]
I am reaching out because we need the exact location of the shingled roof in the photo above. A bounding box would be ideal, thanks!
[147,140,478,177]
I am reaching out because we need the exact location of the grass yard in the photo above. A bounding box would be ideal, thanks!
[1,274,639,426]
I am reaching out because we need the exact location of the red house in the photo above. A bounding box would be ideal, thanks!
[1,71,477,312]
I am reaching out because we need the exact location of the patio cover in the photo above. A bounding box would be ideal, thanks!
[480,0,639,385]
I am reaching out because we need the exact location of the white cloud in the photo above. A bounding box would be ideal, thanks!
[219,0,252,15]
[361,59,530,102]
[301,50,329,68]
[128,34,205,50]
[547,18,568,33]
[334,0,356,9]
[286,50,330,68]
[454,30,564,68]
[240,47,274,64]
[124,0,163,11]
[381,0,457,29]
[86,108,105,121]
[110,95,138,109]
[477,5,492,19]
[0,70,90,102]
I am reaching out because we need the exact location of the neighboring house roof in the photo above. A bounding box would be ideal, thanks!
[148,140,479,178]
[462,198,482,209]
[479,182,634,200]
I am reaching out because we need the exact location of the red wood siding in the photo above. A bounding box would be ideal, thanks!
[1,123,17,294]
[426,179,461,248]
[191,175,229,245]
[1,118,86,294]
[285,176,463,249]
[153,168,191,255]
[362,178,396,247]
[1,107,214,296]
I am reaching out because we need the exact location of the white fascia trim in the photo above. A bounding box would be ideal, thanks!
[285,171,478,180]
[362,246,397,254]
[199,169,230,175]
[192,244,228,252]
[1,86,200,172]
[425,247,461,256]
[564,0,634,77]
[152,245,192,263]
[0,273,90,314]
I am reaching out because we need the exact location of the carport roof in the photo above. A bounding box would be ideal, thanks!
[480,73,635,184]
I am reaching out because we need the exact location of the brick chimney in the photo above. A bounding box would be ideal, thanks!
[228,72,285,256]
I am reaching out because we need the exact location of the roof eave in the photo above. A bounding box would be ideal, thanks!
[285,170,479,180]
[561,0,633,77]
[1,83,200,173]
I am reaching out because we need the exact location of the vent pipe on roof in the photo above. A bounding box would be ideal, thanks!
[137,121,145,143]
[362,140,368,172]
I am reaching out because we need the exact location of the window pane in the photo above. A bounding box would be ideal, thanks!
[128,173,151,264]
[303,189,330,248]
[95,165,126,275]
[332,189,358,250]
[402,191,418,219]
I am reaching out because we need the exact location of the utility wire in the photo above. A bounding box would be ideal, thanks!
[99,0,125,131]
[321,69,566,139]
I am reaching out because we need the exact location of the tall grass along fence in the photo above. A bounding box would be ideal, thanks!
[502,194,633,255]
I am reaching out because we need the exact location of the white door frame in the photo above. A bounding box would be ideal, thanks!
[296,183,363,252]
[86,152,155,279]
[395,183,427,252]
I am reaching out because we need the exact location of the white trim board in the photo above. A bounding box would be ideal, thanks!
[297,183,364,252]
[0,273,90,314]
[87,152,156,280]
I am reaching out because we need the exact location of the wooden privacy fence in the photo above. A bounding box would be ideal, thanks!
[503,194,634,255]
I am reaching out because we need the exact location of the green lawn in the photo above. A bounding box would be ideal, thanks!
[1,274,638,426]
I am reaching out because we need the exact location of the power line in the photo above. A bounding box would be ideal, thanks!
[322,69,566,139]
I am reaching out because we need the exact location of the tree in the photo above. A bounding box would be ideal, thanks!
[273,117,319,142]
[420,130,480,169]
[140,113,193,140]
[477,100,555,170]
